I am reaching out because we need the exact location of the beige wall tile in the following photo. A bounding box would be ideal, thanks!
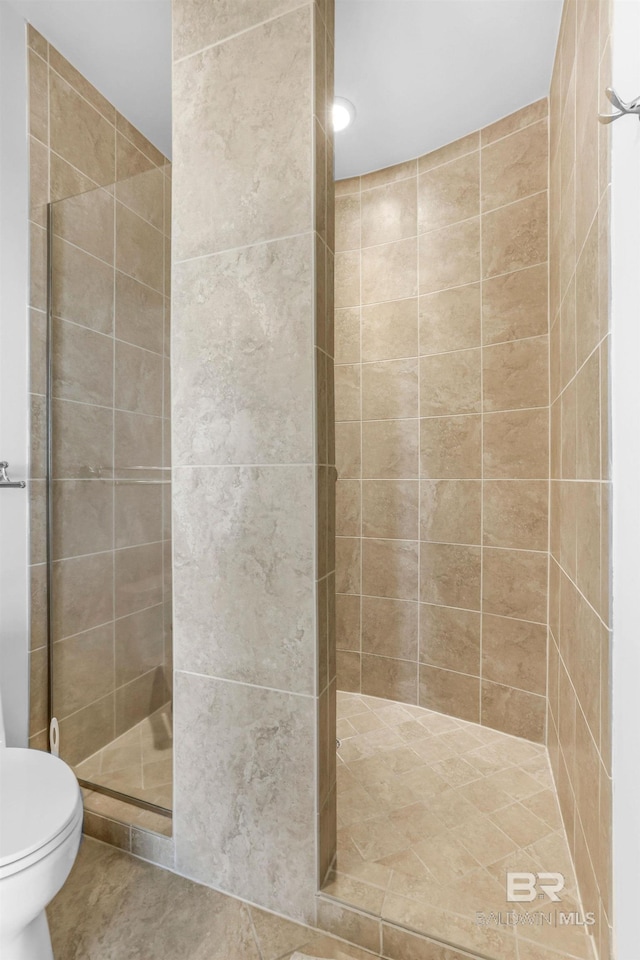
[482,614,547,694]
[337,650,361,692]
[51,552,114,641]
[335,250,360,308]
[419,665,480,723]
[335,364,361,422]
[420,348,481,416]
[116,166,165,232]
[58,693,115,766]
[576,349,600,480]
[481,98,548,145]
[362,358,419,420]
[52,398,113,480]
[50,73,115,186]
[482,336,548,412]
[172,7,313,260]
[361,298,418,361]
[418,131,480,172]
[115,542,163,618]
[115,482,163,549]
[362,596,418,661]
[362,158,416,189]
[482,548,547,622]
[420,415,482,479]
[115,411,163,474]
[481,119,548,212]
[335,194,361,252]
[483,409,548,479]
[482,264,548,345]
[52,624,115,718]
[336,537,361,596]
[52,187,114,263]
[362,419,419,479]
[335,307,360,363]
[52,238,114,334]
[483,480,549,551]
[362,655,417,705]
[418,151,479,233]
[116,203,164,292]
[115,605,164,687]
[481,681,546,742]
[336,479,361,539]
[362,479,418,540]
[336,594,360,652]
[362,538,419,602]
[52,318,113,407]
[419,284,481,355]
[115,272,164,354]
[28,50,49,144]
[418,218,480,294]
[361,237,417,304]
[420,543,481,611]
[420,603,481,676]
[52,480,113,560]
[420,480,481,545]
[482,192,547,279]
[361,177,417,247]
[336,421,361,479]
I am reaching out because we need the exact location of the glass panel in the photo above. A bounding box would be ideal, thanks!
[47,166,172,814]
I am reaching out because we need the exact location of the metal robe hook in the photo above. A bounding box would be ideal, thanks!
[598,87,640,124]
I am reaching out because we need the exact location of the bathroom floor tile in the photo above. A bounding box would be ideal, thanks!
[330,693,595,960]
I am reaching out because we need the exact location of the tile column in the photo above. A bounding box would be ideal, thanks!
[171,0,334,922]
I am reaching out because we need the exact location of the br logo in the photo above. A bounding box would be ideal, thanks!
[506,872,565,902]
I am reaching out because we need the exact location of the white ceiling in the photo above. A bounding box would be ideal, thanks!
[10,0,563,179]
[8,0,172,159]
[334,0,563,179]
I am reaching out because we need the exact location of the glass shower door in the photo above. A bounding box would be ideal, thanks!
[46,167,173,814]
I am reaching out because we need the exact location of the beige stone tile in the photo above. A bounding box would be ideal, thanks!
[482,614,547,695]
[336,421,361,480]
[173,0,306,59]
[115,542,163,618]
[50,73,115,186]
[335,363,361,422]
[116,132,156,182]
[482,99,548,145]
[361,177,417,247]
[419,604,481,676]
[483,336,548,412]
[489,801,551,846]
[347,814,412,862]
[420,479,482,545]
[418,666,480,724]
[361,237,417,304]
[27,25,48,59]
[482,263,548,345]
[576,349,600,480]
[50,153,99,204]
[117,166,165,232]
[115,481,163,549]
[420,543,481,611]
[116,203,164,292]
[362,419,419,479]
[115,271,164,354]
[115,410,162,476]
[420,348,481,417]
[336,537,361,596]
[52,479,113,560]
[336,479,361,538]
[52,237,114,333]
[335,307,361,364]
[482,547,547,622]
[115,604,164,687]
[362,656,418,706]
[419,218,480,294]
[483,408,548,479]
[29,647,47,737]
[52,318,113,407]
[362,538,419,602]
[29,136,49,227]
[361,479,418,540]
[420,415,481,479]
[482,192,548,279]
[335,176,361,198]
[362,159,417,190]
[337,651,361,693]
[419,283,481,355]
[114,342,163,418]
[481,681,546,743]
[58,693,115,766]
[361,298,418,362]
[335,193,361,252]
[52,398,113,481]
[483,480,548,551]
[335,250,361,308]
[53,186,114,263]
[418,151,479,233]
[418,131,480,173]
[575,481,601,611]
[28,49,48,144]
[173,8,312,259]
[482,119,548,212]
[361,597,417,661]
[362,358,419,421]
[49,46,116,123]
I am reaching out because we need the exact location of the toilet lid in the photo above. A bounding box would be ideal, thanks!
[0,748,81,867]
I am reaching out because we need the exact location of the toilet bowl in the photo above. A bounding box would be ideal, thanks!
[0,747,83,960]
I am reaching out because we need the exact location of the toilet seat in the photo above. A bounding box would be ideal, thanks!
[0,748,82,876]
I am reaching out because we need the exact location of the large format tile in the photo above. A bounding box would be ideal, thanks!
[174,672,316,922]
[173,466,315,694]
[173,7,312,260]
[172,235,314,465]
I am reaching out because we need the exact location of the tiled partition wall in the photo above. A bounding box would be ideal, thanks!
[171,0,335,923]
[548,0,612,955]
[335,100,550,743]
[27,26,172,763]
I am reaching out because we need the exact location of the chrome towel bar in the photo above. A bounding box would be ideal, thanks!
[0,461,25,488]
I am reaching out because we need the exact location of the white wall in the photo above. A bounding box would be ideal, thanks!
[611,1,640,956]
[0,2,30,745]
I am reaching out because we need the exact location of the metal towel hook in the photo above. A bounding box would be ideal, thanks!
[599,87,640,124]
[0,461,25,489]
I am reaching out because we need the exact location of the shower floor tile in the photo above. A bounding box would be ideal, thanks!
[75,703,173,813]
[328,692,596,960]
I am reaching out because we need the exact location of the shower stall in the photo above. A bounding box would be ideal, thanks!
[45,165,173,816]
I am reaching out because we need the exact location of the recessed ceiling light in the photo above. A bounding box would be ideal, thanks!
[333,97,355,133]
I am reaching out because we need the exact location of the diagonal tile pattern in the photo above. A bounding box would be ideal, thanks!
[327,692,597,960]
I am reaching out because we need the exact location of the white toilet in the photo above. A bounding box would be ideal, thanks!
[0,703,83,960]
